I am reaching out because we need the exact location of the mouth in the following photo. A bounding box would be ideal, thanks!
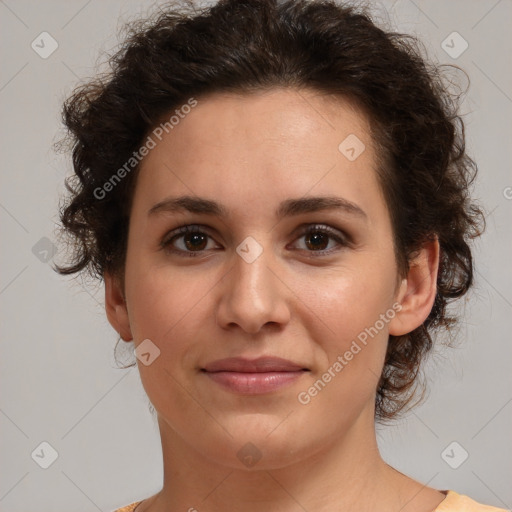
[200,357,310,395]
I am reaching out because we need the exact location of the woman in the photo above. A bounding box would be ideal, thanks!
[55,0,505,510]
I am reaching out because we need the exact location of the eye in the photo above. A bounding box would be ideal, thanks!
[161,224,220,257]
[161,223,349,258]
[291,224,349,255]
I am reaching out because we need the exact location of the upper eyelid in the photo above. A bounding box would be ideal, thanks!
[163,223,345,238]
[162,224,217,242]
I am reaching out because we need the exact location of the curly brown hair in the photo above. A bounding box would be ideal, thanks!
[54,0,484,421]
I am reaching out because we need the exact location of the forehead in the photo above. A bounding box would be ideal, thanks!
[133,87,384,221]
[144,88,372,158]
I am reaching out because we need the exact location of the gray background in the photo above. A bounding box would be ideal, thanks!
[1,0,511,510]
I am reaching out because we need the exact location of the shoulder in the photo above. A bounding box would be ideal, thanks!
[111,493,509,512]
[436,491,509,511]
[111,501,143,512]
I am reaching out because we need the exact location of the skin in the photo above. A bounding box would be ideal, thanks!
[105,88,444,512]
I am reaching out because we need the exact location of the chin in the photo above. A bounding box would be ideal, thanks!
[195,416,323,471]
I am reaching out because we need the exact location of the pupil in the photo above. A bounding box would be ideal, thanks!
[306,232,328,250]
[185,233,207,250]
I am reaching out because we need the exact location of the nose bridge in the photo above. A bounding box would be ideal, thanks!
[235,247,273,303]
[216,236,290,333]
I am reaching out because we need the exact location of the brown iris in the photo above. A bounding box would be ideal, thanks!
[304,231,329,251]
[183,232,208,251]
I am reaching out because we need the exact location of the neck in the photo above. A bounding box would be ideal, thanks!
[144,404,407,512]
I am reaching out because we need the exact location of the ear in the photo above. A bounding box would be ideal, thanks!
[104,272,133,342]
[389,237,440,336]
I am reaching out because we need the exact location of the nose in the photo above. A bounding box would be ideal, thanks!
[215,242,291,334]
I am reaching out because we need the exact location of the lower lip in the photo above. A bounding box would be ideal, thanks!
[203,371,307,394]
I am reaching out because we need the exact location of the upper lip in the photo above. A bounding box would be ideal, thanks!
[202,357,309,373]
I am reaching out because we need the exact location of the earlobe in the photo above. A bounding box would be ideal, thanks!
[104,272,133,342]
[388,237,440,336]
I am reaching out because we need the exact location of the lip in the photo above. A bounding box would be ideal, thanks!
[203,356,308,373]
[201,357,309,394]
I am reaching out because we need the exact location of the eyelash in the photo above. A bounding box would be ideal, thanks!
[160,223,350,258]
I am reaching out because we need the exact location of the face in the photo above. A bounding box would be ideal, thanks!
[106,87,433,470]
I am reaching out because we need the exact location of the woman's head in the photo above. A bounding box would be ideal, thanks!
[55,0,484,429]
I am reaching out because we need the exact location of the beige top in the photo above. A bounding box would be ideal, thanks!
[112,490,509,511]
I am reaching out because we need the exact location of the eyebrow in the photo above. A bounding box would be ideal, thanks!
[148,195,367,221]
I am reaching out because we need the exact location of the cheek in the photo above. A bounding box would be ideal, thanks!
[126,265,215,409]
[301,264,394,347]
[126,262,211,340]
[295,273,391,416]
[294,261,394,405]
